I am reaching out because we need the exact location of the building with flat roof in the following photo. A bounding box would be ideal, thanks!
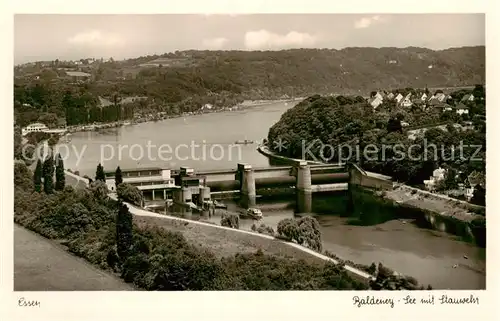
[105,167,176,201]
[66,71,91,82]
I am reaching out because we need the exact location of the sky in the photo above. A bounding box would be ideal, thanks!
[14,14,485,64]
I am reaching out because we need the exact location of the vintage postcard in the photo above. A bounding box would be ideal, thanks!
[1,1,497,320]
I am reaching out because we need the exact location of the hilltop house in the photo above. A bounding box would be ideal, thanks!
[420,93,428,101]
[400,93,413,107]
[369,95,383,109]
[435,93,447,102]
[373,92,384,101]
[394,93,404,104]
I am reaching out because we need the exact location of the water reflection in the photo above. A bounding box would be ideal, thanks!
[152,189,486,289]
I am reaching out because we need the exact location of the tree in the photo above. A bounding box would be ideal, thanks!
[116,183,143,207]
[89,180,109,201]
[42,156,54,194]
[95,163,106,182]
[387,117,402,133]
[55,154,65,191]
[116,201,133,260]
[220,212,239,229]
[277,216,322,252]
[33,159,43,192]
[470,185,486,206]
[115,166,123,188]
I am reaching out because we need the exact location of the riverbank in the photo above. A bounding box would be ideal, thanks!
[65,98,301,134]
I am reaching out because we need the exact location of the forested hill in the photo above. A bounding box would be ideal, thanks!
[14,46,484,127]
[118,46,485,98]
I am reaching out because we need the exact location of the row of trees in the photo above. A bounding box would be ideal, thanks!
[33,154,65,194]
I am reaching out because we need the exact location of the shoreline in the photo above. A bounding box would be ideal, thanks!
[64,98,302,134]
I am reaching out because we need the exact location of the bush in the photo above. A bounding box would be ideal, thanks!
[89,180,109,201]
[220,212,239,229]
[256,224,275,236]
[117,183,143,207]
[277,216,322,251]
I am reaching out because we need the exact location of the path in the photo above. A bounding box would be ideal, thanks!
[14,225,134,291]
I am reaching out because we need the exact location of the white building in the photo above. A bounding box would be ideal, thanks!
[21,123,49,136]
[401,94,413,107]
[455,103,469,115]
[104,167,176,193]
[435,93,447,102]
[369,96,383,109]
[423,167,447,191]
[394,93,404,104]
[201,103,213,110]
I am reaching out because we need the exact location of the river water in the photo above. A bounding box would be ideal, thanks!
[57,101,486,290]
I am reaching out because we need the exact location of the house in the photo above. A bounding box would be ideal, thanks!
[66,71,91,82]
[369,96,383,109]
[432,102,453,112]
[201,103,213,110]
[468,171,485,187]
[420,93,428,101]
[461,94,475,102]
[424,167,447,191]
[373,92,384,101]
[394,93,404,104]
[465,171,486,201]
[98,96,114,108]
[435,93,447,102]
[401,93,413,107]
[386,93,395,100]
[22,122,49,136]
[454,103,469,115]
[120,96,148,105]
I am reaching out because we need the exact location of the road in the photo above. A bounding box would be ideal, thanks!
[14,224,134,291]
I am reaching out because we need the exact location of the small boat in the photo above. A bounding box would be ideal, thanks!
[234,139,254,145]
[213,200,227,209]
[241,208,263,220]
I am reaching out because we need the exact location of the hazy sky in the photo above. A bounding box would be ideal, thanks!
[14,14,484,64]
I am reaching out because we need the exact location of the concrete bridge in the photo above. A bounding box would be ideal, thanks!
[79,160,393,212]
[197,163,349,191]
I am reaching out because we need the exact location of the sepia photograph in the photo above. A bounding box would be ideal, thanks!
[11,11,487,298]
